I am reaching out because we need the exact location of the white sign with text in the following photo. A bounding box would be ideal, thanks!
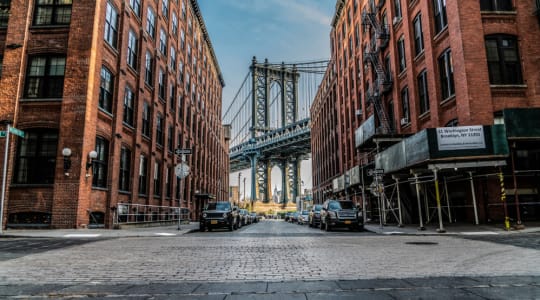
[436,126,486,151]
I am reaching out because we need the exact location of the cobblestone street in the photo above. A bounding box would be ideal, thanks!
[1,220,539,298]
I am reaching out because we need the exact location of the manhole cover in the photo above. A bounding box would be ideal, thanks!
[405,241,439,245]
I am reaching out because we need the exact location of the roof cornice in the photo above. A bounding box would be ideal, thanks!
[190,0,225,87]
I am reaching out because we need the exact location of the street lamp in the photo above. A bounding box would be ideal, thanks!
[86,150,98,177]
[62,147,72,176]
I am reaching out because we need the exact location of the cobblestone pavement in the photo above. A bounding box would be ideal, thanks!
[0,220,539,298]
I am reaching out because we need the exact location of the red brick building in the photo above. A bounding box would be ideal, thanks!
[312,0,540,226]
[0,0,229,229]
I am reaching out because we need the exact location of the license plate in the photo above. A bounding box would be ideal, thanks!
[210,220,218,225]
[344,220,352,224]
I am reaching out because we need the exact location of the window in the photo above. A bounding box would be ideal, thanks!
[142,101,150,137]
[178,61,184,82]
[158,68,166,100]
[156,114,164,146]
[99,66,114,113]
[119,146,131,191]
[433,0,448,34]
[161,0,169,18]
[33,0,72,26]
[0,0,10,27]
[400,87,410,123]
[413,14,424,56]
[170,47,176,70]
[168,125,174,152]
[127,30,138,70]
[129,0,141,17]
[438,48,455,100]
[394,0,402,19]
[172,12,178,36]
[485,35,523,85]
[92,137,109,188]
[104,2,119,48]
[14,129,58,184]
[138,155,148,195]
[123,86,135,126]
[146,7,155,39]
[417,70,430,114]
[397,36,406,73]
[159,28,167,56]
[145,51,154,86]
[181,1,186,19]
[24,55,66,99]
[170,83,176,111]
[165,166,171,198]
[480,0,512,11]
[153,161,161,196]
[180,29,185,49]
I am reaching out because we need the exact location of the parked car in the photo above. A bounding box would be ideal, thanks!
[250,212,259,223]
[199,202,238,231]
[289,212,299,223]
[320,199,363,231]
[284,212,293,222]
[297,211,310,225]
[239,209,250,226]
[309,204,323,228]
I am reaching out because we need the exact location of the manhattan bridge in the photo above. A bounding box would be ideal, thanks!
[223,57,328,204]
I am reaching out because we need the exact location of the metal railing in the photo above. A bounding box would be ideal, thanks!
[114,203,190,225]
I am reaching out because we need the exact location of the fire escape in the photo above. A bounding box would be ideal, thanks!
[362,2,393,134]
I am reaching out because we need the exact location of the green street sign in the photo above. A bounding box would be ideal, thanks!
[0,131,5,138]
[9,127,24,138]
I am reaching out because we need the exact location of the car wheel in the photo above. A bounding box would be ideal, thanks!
[199,225,206,232]
[208,227,212,232]
[325,219,331,232]
[228,224,234,231]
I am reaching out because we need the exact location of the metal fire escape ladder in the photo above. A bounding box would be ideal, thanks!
[362,8,393,134]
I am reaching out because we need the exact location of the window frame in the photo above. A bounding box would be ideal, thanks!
[24,55,66,99]
[417,69,430,114]
[104,2,119,49]
[127,29,138,70]
[413,13,424,56]
[92,137,109,188]
[146,7,156,39]
[99,66,114,113]
[433,0,448,34]
[123,86,135,126]
[142,101,151,137]
[485,34,523,85]
[438,48,455,100]
[480,0,513,11]
[33,0,72,26]
[14,128,58,184]
[119,146,131,192]
[138,154,148,195]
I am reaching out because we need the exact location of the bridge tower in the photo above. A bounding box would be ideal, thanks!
[249,57,300,203]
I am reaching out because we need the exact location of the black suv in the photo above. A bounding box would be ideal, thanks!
[320,199,363,231]
[200,202,237,231]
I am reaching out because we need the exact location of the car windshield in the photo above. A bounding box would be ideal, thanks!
[301,211,309,215]
[313,205,322,212]
[340,201,355,209]
[206,202,230,210]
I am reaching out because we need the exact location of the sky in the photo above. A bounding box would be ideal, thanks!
[197,0,336,198]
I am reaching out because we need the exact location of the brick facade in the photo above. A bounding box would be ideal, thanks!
[0,0,229,229]
[312,0,540,223]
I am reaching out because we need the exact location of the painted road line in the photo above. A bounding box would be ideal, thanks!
[63,234,102,238]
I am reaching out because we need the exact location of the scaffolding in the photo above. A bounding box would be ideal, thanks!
[114,203,190,226]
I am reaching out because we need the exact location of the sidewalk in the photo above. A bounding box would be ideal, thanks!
[0,222,200,238]
[364,221,540,236]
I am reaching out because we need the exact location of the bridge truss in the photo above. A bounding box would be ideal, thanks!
[223,57,328,203]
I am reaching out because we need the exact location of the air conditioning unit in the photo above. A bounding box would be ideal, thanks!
[393,17,401,25]
[400,117,409,126]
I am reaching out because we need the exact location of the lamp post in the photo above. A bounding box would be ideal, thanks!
[238,172,242,206]
[0,121,13,234]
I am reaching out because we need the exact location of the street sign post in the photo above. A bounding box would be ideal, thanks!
[174,148,191,230]
[174,148,191,155]
[8,127,24,138]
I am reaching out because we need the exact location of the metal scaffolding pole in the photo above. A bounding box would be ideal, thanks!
[444,177,452,223]
[434,169,446,233]
[414,174,425,230]
[393,176,403,227]
[468,171,479,225]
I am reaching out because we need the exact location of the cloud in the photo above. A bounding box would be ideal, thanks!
[270,0,332,26]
